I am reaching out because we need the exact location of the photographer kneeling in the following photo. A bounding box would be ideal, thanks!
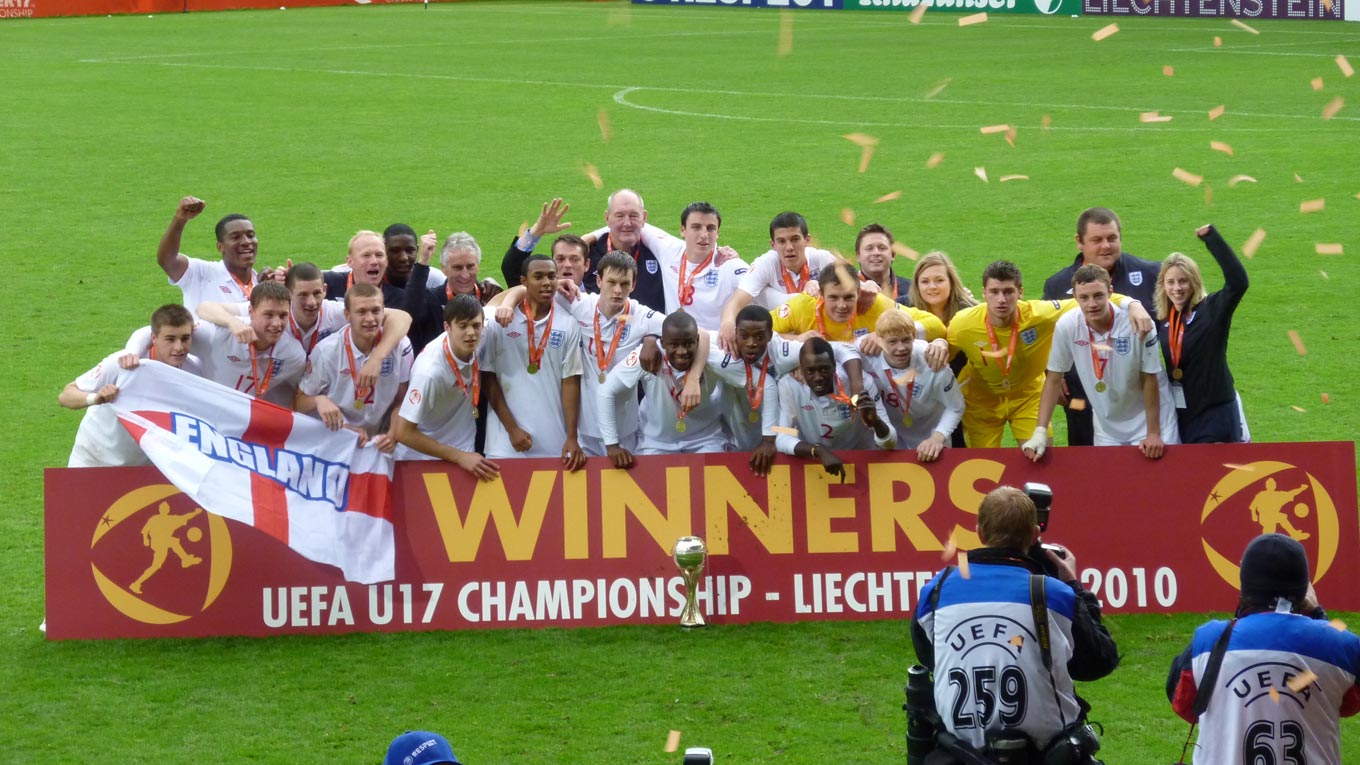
[910,486,1119,764]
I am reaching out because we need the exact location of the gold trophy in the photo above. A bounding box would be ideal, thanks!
[673,536,707,628]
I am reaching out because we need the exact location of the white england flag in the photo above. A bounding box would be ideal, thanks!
[110,362,395,584]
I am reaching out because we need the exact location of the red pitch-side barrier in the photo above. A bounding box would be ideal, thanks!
[44,442,1358,640]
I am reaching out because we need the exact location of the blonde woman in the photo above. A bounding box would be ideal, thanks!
[1154,225,1248,443]
[910,252,977,447]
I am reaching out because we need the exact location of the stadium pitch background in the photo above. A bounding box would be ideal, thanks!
[5,0,1359,761]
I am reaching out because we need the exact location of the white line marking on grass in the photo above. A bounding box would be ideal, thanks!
[1167,47,1360,58]
[78,59,1359,128]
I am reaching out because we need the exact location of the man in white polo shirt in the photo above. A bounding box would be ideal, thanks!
[481,256,587,470]
[155,195,259,313]
[60,304,201,467]
[598,312,729,466]
[295,283,414,451]
[392,295,500,480]
[1025,264,1178,461]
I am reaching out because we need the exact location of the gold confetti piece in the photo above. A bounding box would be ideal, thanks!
[909,2,927,23]
[926,152,944,169]
[875,191,902,204]
[958,11,987,25]
[1009,635,1024,648]
[1209,104,1225,121]
[1041,114,1052,131]
[1287,670,1319,693]
[1093,342,1114,353]
[1316,243,1344,255]
[893,370,918,386]
[1000,174,1030,182]
[1288,329,1307,355]
[1319,270,1328,279]
[1230,18,1260,34]
[777,10,793,57]
[1210,140,1234,156]
[957,551,971,578]
[1269,687,1281,703]
[941,531,957,562]
[979,349,1009,359]
[1329,618,1347,631]
[1323,0,1333,10]
[1312,77,1325,92]
[665,731,682,753]
[1322,97,1344,120]
[1205,185,1214,205]
[858,145,875,174]
[1228,174,1257,187]
[1173,167,1203,187]
[1300,198,1325,213]
[1213,35,1222,47]
[1092,23,1119,41]
[974,167,989,183]
[843,132,880,148]
[1140,112,1174,123]
[582,163,603,190]
[1242,228,1266,258]
[891,242,920,261]
[1321,392,1331,404]
[980,124,1011,135]
[1163,65,1175,76]
[1068,398,1087,411]
[1005,126,1017,147]
[840,208,856,226]
[517,220,529,238]
[1223,462,1256,471]
[1291,405,1307,413]
[1338,55,1354,78]
[924,79,952,100]
[770,426,799,437]
[597,108,612,142]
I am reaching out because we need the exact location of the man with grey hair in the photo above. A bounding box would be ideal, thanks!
[406,231,503,353]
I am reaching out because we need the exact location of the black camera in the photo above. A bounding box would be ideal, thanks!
[682,747,714,765]
[1042,722,1102,765]
[903,664,938,765]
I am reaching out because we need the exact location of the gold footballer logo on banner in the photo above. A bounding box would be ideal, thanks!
[89,484,233,625]
[1200,461,1339,591]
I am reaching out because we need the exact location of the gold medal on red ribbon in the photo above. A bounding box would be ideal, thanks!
[748,410,760,423]
[1094,381,1107,393]
[676,420,688,433]
[598,372,607,384]
[354,399,365,410]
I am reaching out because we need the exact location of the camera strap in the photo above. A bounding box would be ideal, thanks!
[1175,618,1237,764]
[1029,574,1069,733]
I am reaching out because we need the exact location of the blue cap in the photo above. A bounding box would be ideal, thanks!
[384,731,462,765]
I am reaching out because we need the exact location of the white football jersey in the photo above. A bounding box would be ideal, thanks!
[863,340,964,449]
[598,343,729,455]
[300,327,413,435]
[639,225,748,332]
[774,370,893,454]
[68,350,204,467]
[396,332,481,459]
[738,247,839,309]
[565,294,666,447]
[1048,303,1180,446]
[480,303,583,459]
[171,257,256,314]
[190,322,308,408]
[703,339,781,452]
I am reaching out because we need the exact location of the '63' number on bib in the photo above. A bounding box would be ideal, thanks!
[948,666,1028,729]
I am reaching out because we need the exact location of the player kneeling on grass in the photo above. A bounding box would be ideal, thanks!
[60,305,199,468]
[864,310,962,463]
[392,295,500,481]
[294,283,413,452]
[599,312,729,467]
[1167,533,1360,765]
[1024,265,1179,462]
[774,337,895,482]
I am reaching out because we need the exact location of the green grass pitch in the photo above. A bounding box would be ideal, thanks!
[2,1,1358,762]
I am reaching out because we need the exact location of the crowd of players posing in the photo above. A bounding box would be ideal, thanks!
[60,190,1250,478]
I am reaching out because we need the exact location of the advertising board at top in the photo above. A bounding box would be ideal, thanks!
[1082,0,1342,19]
[631,0,845,9]
[844,0,1081,15]
[45,442,1360,641]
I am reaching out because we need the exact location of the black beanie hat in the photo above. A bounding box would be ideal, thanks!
[1239,533,1310,602]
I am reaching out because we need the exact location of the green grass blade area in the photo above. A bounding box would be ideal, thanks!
[2,1,1357,761]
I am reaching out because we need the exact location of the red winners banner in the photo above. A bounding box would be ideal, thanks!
[44,442,1358,640]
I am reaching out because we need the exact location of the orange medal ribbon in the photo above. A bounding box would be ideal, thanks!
[827,377,854,406]
[343,325,382,405]
[594,302,630,377]
[745,353,770,411]
[677,249,715,307]
[231,269,255,300]
[289,312,319,355]
[1167,307,1186,379]
[983,311,1020,379]
[781,261,810,296]
[248,344,276,397]
[446,281,483,303]
[523,297,555,373]
[1087,305,1113,388]
[665,362,690,430]
[443,336,480,408]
